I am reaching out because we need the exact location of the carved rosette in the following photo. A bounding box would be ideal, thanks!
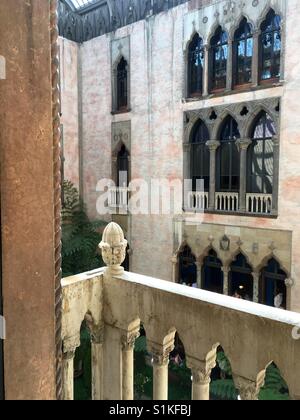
[99,222,128,275]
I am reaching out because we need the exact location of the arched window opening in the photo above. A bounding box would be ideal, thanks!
[260,258,287,309]
[229,253,253,301]
[202,249,224,294]
[74,320,92,401]
[233,18,253,87]
[134,325,153,400]
[259,363,290,400]
[116,57,128,111]
[117,144,130,187]
[190,120,210,192]
[210,27,228,91]
[188,34,204,97]
[178,245,197,286]
[218,116,240,192]
[210,346,238,400]
[260,9,281,82]
[248,111,276,195]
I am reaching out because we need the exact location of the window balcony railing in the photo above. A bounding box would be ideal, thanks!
[108,187,129,210]
[187,191,209,212]
[215,192,239,212]
[246,193,273,215]
[61,222,300,401]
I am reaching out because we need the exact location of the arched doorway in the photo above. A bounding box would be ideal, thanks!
[202,249,224,294]
[259,258,287,308]
[178,245,197,286]
[229,253,253,300]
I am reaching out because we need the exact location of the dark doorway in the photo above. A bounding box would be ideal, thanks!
[229,253,253,300]
[178,245,197,286]
[202,249,224,294]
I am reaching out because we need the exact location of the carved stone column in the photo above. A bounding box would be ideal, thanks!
[183,142,191,211]
[149,342,174,400]
[187,357,216,400]
[203,45,209,97]
[121,328,140,400]
[285,278,295,310]
[196,261,202,289]
[222,266,230,296]
[251,30,260,88]
[206,141,220,211]
[62,334,81,401]
[171,255,178,283]
[272,136,280,215]
[226,39,233,92]
[236,139,252,212]
[252,272,260,303]
[234,375,265,401]
[99,222,128,276]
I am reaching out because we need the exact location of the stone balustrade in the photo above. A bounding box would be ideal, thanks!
[108,187,129,210]
[215,192,239,212]
[187,191,209,212]
[61,223,300,401]
[246,193,273,215]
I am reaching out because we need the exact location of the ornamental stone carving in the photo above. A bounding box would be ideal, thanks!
[121,330,141,351]
[99,222,128,276]
[234,376,264,400]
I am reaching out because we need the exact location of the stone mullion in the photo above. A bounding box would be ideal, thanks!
[206,141,220,211]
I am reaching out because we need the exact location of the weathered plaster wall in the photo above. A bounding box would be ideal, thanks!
[59,37,80,189]
[62,0,300,310]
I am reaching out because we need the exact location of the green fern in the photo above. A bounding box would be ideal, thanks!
[62,181,106,277]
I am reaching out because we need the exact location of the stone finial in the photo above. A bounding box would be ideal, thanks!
[99,222,128,276]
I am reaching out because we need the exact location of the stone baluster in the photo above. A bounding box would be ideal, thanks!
[187,356,216,400]
[121,326,140,400]
[62,334,81,401]
[149,341,174,400]
[206,140,220,211]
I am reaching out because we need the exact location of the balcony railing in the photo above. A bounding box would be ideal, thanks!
[187,191,209,212]
[215,192,239,212]
[246,193,273,215]
[108,187,129,210]
[61,223,300,401]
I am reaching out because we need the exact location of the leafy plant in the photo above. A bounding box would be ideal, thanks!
[62,180,106,277]
[259,364,290,400]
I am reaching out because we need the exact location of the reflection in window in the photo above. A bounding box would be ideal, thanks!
[116,57,128,111]
[219,116,240,192]
[188,34,204,97]
[210,27,228,91]
[190,120,210,192]
[248,111,276,194]
[260,9,281,81]
[234,18,253,86]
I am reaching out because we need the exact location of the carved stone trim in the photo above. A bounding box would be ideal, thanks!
[121,330,140,351]
[234,376,264,401]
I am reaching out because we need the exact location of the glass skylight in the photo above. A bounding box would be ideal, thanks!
[68,0,100,11]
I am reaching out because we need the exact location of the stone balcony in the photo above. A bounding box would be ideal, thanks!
[61,223,300,401]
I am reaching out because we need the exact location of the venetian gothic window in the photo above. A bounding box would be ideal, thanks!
[218,116,240,192]
[117,144,130,187]
[260,9,281,82]
[248,111,276,195]
[190,120,210,192]
[233,18,253,87]
[229,253,253,300]
[187,33,205,97]
[210,26,228,91]
[116,57,128,111]
[202,249,223,294]
[260,258,287,309]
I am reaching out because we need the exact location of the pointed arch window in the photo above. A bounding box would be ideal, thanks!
[190,120,210,192]
[260,9,281,81]
[188,33,204,97]
[218,116,240,192]
[202,249,223,294]
[248,111,276,194]
[230,253,253,300]
[210,27,228,91]
[260,258,287,308]
[116,57,128,111]
[178,245,197,286]
[233,18,253,86]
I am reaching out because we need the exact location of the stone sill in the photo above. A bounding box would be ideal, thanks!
[183,81,284,103]
[184,209,278,219]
